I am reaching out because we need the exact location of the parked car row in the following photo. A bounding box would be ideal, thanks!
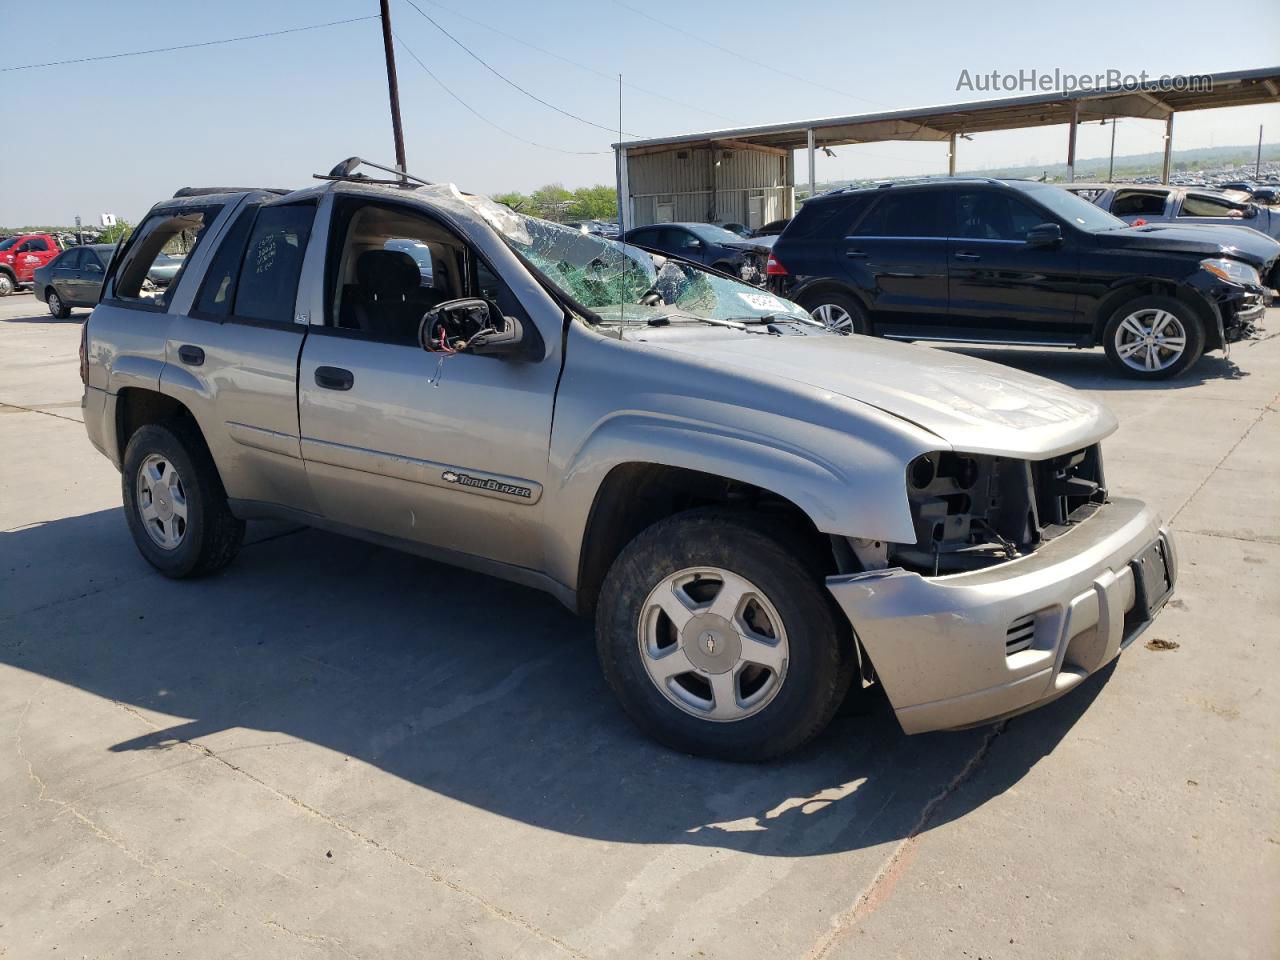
[27,243,185,316]
[621,221,775,284]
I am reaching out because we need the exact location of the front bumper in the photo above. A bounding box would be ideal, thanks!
[826,497,1176,734]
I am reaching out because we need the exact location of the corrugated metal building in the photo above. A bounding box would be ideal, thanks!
[623,144,793,231]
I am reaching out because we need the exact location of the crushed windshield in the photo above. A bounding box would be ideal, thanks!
[421,184,809,326]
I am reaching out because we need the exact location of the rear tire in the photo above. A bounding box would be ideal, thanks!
[596,508,854,761]
[798,289,869,335]
[122,423,244,578]
[47,289,70,319]
[1102,295,1204,379]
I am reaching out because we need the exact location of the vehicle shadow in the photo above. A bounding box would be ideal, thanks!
[0,509,1113,858]
[940,345,1249,391]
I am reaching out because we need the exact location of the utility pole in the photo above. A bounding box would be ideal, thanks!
[1257,125,1264,180]
[1107,118,1117,181]
[379,0,408,180]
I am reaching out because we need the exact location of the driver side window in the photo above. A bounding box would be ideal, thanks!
[328,201,481,346]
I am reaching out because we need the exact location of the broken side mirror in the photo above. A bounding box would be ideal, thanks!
[418,298,535,359]
[1026,222,1063,247]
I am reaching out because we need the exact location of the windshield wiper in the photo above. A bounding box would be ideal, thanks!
[648,314,748,330]
[719,313,825,328]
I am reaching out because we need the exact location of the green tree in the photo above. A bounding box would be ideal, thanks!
[492,191,529,212]
[526,183,574,221]
[567,185,617,221]
[99,219,133,244]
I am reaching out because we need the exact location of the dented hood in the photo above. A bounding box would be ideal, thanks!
[651,332,1117,458]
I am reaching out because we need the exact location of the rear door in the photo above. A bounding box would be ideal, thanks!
[1175,192,1256,228]
[841,188,950,333]
[945,188,1081,342]
[161,197,322,515]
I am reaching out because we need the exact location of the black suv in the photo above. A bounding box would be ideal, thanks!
[768,178,1276,378]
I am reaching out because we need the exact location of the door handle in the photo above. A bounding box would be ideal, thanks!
[844,249,868,259]
[953,251,981,261]
[177,345,204,366]
[314,366,354,391]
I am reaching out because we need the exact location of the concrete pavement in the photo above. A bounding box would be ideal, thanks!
[1,291,1276,959]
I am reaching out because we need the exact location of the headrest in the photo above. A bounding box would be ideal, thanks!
[357,249,420,298]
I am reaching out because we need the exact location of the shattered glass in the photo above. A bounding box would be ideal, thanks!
[422,184,809,326]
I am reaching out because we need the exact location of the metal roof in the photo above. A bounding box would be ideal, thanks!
[614,66,1280,153]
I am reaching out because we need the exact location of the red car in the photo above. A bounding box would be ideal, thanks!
[0,233,63,296]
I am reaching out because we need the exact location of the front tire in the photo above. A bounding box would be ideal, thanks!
[47,289,70,319]
[596,509,854,761]
[0,272,14,297]
[1102,296,1205,379]
[798,290,869,335]
[122,423,245,578]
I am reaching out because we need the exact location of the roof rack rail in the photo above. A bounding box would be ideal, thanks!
[172,187,291,198]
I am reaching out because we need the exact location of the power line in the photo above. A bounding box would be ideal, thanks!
[608,0,883,107]
[400,0,643,137]
[394,33,610,155]
[410,0,734,123]
[0,15,379,72]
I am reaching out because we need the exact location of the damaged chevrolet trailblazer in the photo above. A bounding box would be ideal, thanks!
[81,158,1177,760]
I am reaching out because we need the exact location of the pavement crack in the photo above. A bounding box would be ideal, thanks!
[803,721,1007,960]
[0,400,83,424]
[1169,399,1277,526]
[110,701,592,960]
[262,920,361,959]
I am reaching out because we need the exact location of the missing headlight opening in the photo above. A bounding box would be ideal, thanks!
[889,447,1107,575]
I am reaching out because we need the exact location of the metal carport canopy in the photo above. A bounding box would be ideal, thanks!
[611,66,1279,230]
[613,67,1280,153]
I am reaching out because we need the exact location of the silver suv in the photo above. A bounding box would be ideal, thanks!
[81,163,1177,760]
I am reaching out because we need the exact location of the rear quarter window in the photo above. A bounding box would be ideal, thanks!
[106,203,223,310]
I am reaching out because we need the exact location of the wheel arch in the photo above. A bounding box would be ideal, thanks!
[115,387,202,462]
[574,462,834,618]
[1089,279,1219,349]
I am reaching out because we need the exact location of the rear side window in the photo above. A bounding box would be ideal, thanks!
[57,249,84,269]
[852,191,947,238]
[784,195,873,240]
[1112,191,1166,217]
[234,206,315,323]
[193,203,315,324]
[108,204,221,308]
[1180,194,1243,218]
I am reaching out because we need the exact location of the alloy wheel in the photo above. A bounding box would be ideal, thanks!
[0,274,12,296]
[811,303,853,334]
[1114,308,1188,373]
[638,566,789,722]
[136,453,188,550]
[48,292,62,316]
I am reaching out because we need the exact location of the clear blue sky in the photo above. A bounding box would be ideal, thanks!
[1,0,1277,225]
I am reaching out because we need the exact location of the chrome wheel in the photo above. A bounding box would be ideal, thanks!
[811,302,854,334]
[135,453,188,550]
[1114,308,1187,373]
[0,274,13,296]
[638,566,789,722]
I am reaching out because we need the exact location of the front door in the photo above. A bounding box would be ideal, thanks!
[296,198,560,572]
[945,188,1080,342]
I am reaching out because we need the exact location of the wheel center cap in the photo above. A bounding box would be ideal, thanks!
[681,613,740,675]
[153,487,174,521]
